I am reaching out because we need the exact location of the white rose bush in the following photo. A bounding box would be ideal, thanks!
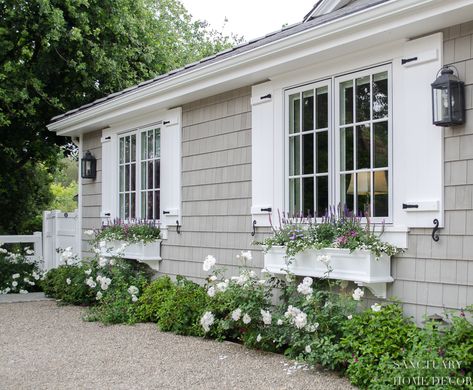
[0,244,43,295]
[36,238,473,388]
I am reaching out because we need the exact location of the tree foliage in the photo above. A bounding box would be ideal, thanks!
[0,0,241,234]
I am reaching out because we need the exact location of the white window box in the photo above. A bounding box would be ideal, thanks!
[263,246,393,298]
[103,240,162,271]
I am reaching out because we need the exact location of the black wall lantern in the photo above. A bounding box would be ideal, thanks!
[431,65,465,126]
[81,150,97,179]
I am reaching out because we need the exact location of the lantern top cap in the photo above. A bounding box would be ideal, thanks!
[431,65,461,88]
[83,150,93,158]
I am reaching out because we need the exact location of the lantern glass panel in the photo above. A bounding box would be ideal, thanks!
[433,86,449,124]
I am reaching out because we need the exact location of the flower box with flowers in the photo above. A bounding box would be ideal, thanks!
[258,211,401,298]
[264,246,393,285]
[90,220,162,271]
[102,240,162,271]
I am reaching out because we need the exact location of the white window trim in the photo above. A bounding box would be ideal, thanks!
[284,79,333,217]
[334,64,393,224]
[251,33,444,249]
[283,64,392,223]
[101,108,182,237]
[117,123,162,221]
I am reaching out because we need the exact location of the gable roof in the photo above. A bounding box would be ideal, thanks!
[50,0,389,124]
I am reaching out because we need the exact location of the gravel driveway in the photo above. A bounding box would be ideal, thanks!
[0,301,354,390]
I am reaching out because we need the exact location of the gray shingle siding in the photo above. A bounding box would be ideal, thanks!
[159,87,265,281]
[81,130,102,257]
[386,22,473,322]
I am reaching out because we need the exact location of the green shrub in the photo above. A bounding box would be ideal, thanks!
[134,276,175,322]
[338,303,419,388]
[0,248,42,294]
[157,276,209,336]
[42,263,97,305]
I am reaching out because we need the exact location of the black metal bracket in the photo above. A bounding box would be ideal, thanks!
[261,207,272,212]
[162,210,170,215]
[176,220,181,234]
[251,220,257,236]
[163,120,170,125]
[260,94,271,100]
[401,57,418,65]
[64,212,69,218]
[402,203,419,209]
[432,218,440,242]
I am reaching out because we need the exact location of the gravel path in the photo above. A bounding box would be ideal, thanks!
[0,301,354,390]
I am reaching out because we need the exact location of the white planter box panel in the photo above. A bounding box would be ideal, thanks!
[263,246,393,298]
[104,240,162,271]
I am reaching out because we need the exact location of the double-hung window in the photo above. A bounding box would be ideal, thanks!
[118,126,161,220]
[286,65,391,220]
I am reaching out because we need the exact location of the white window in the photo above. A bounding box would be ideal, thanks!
[118,126,161,221]
[286,81,330,217]
[285,65,391,221]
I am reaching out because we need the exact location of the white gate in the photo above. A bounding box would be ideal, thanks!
[42,210,80,270]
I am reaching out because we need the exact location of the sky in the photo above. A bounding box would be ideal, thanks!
[180,0,317,41]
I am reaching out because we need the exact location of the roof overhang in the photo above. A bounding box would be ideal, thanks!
[48,0,473,137]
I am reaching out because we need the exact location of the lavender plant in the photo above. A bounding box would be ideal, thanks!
[257,206,401,258]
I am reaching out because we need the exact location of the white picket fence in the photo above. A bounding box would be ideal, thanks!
[0,232,43,261]
[42,210,80,270]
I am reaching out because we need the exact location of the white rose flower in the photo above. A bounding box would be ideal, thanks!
[305,345,312,354]
[260,309,272,325]
[352,287,364,301]
[293,312,308,329]
[109,258,116,266]
[317,254,331,267]
[12,281,18,287]
[371,303,382,312]
[85,269,92,276]
[12,274,20,279]
[209,275,217,282]
[200,311,215,333]
[302,277,313,286]
[25,249,34,255]
[96,291,103,300]
[231,308,242,321]
[66,278,71,285]
[98,257,108,267]
[32,272,40,280]
[207,286,216,297]
[127,286,139,295]
[203,255,216,272]
[347,315,353,320]
[216,281,228,292]
[19,289,28,294]
[132,295,138,302]
[277,319,283,326]
[306,323,319,332]
[297,282,313,296]
[256,334,262,342]
[242,313,252,324]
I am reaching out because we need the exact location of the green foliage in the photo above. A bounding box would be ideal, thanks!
[0,161,54,234]
[0,247,43,293]
[257,213,400,258]
[0,0,241,234]
[204,273,273,343]
[338,303,419,388]
[85,262,149,325]
[134,276,174,322]
[94,220,161,244]
[49,182,78,212]
[42,263,97,305]
[157,276,209,336]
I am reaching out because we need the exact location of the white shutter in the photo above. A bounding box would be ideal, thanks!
[251,82,274,226]
[392,33,444,228]
[100,134,116,220]
[160,107,182,226]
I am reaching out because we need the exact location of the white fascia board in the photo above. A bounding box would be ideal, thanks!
[49,0,473,137]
